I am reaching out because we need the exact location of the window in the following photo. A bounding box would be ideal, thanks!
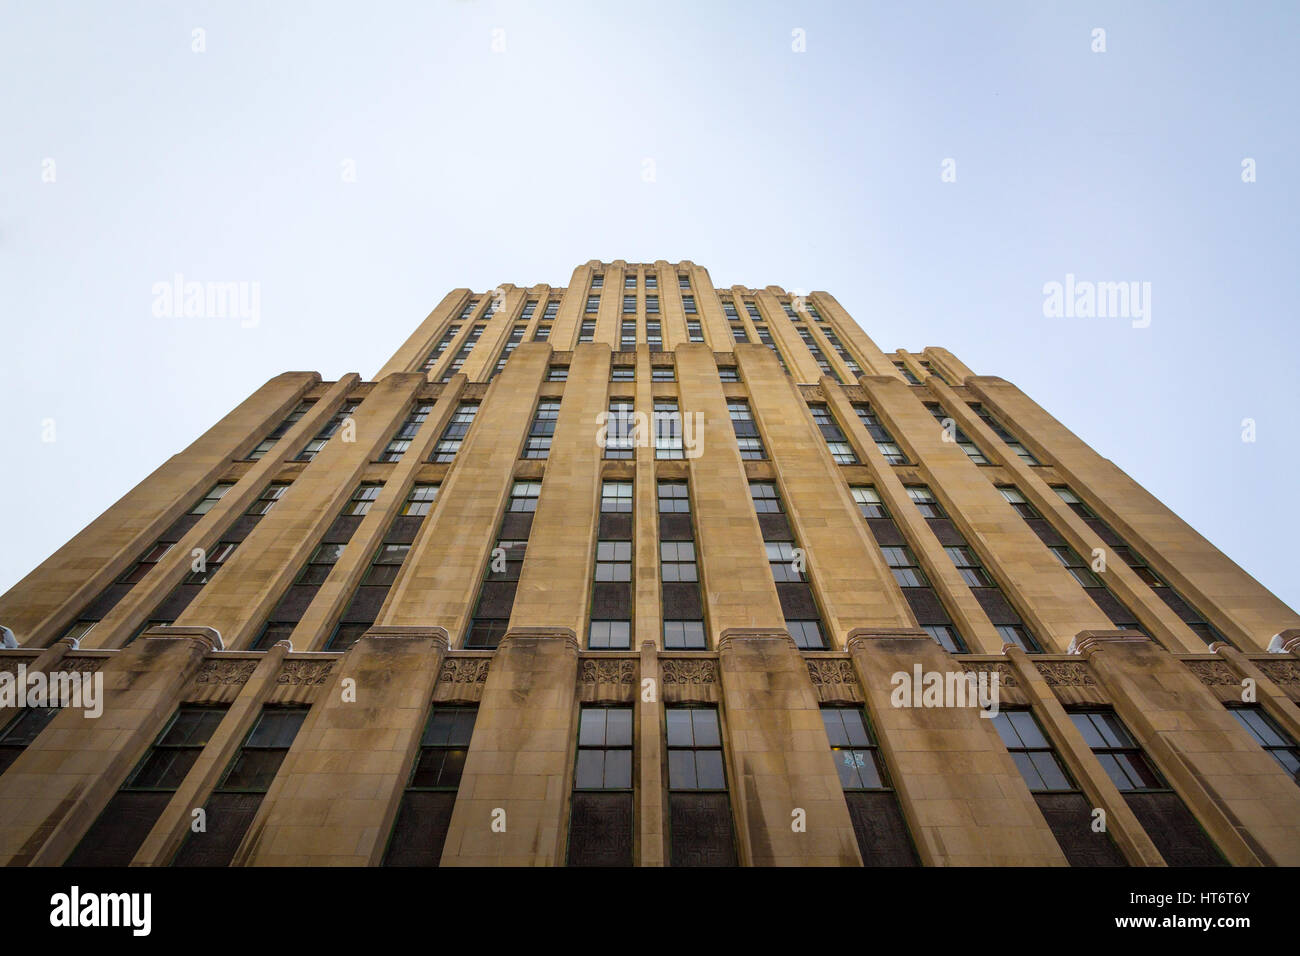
[653,400,682,459]
[620,320,637,349]
[383,707,477,867]
[594,540,632,582]
[568,706,634,866]
[579,320,596,343]
[423,325,461,371]
[919,360,948,385]
[651,366,675,382]
[588,620,630,650]
[824,707,889,790]
[660,540,697,582]
[797,326,838,381]
[361,543,410,586]
[686,320,704,343]
[543,301,559,320]
[574,707,633,791]
[585,296,599,313]
[440,325,485,382]
[520,300,537,322]
[893,361,921,385]
[1052,486,1094,518]
[646,320,662,351]
[810,404,856,463]
[591,274,604,290]
[753,324,788,372]
[906,486,947,519]
[533,325,551,342]
[663,620,706,650]
[821,328,861,374]
[172,706,307,866]
[0,706,60,776]
[921,625,967,653]
[508,480,542,512]
[381,402,435,462]
[749,481,782,513]
[880,546,928,588]
[854,404,908,464]
[294,400,361,462]
[944,545,994,587]
[718,366,739,382]
[343,482,383,516]
[490,325,526,378]
[995,624,1040,652]
[658,481,690,514]
[297,542,345,585]
[993,710,1073,791]
[1071,711,1165,792]
[646,296,659,314]
[766,541,804,582]
[667,708,726,791]
[459,299,480,318]
[66,706,228,865]
[623,274,636,289]
[786,620,826,650]
[998,486,1040,518]
[604,401,635,459]
[611,365,634,382]
[183,540,237,585]
[970,403,1040,465]
[926,402,988,464]
[722,300,739,320]
[247,401,315,460]
[822,706,920,865]
[117,542,175,584]
[1049,545,1103,588]
[432,403,478,462]
[744,301,761,321]
[190,482,235,515]
[678,275,690,290]
[851,486,888,519]
[623,295,636,314]
[730,324,750,344]
[601,481,633,513]
[547,365,568,381]
[682,295,697,314]
[1228,706,1300,784]
[729,401,765,460]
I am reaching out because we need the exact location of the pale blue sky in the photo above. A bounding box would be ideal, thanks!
[2,1,1296,611]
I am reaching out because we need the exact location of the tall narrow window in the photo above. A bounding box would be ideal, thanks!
[172,706,307,866]
[969,403,1041,465]
[522,400,560,459]
[749,481,826,648]
[991,708,1127,866]
[467,482,539,648]
[646,320,662,351]
[590,540,632,649]
[441,324,485,382]
[853,404,908,464]
[1070,709,1225,866]
[823,707,919,866]
[621,319,637,350]
[809,404,856,463]
[1227,706,1300,784]
[728,401,765,460]
[568,707,634,867]
[893,361,921,385]
[489,325,526,379]
[851,486,967,653]
[247,401,315,460]
[682,295,697,314]
[383,707,477,867]
[295,398,359,462]
[666,707,737,866]
[379,403,434,462]
[579,320,596,343]
[686,320,704,343]
[658,480,705,649]
[431,402,479,462]
[604,401,635,459]
[797,326,839,381]
[653,400,683,459]
[190,482,236,515]
[67,706,228,865]
[926,402,987,464]
[906,484,1041,652]
[0,706,60,777]
[422,325,460,371]
[1052,486,1227,646]
[821,328,861,374]
[753,323,788,372]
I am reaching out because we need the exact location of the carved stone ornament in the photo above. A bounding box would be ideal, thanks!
[960,661,1018,687]
[580,659,636,684]
[438,658,490,684]
[1034,661,1096,686]
[661,659,717,685]
[1183,660,1240,686]
[806,659,858,686]
[1258,660,1300,686]
[196,659,257,685]
[276,660,334,686]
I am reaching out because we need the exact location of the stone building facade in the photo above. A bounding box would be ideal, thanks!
[1,259,1298,867]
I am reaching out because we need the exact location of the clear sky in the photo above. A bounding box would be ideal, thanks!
[2,1,1296,612]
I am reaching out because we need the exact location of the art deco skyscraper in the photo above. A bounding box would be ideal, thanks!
[2,259,1298,867]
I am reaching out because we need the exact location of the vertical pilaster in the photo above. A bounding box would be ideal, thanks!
[238,627,447,865]
[377,288,469,378]
[847,629,1067,865]
[638,640,665,866]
